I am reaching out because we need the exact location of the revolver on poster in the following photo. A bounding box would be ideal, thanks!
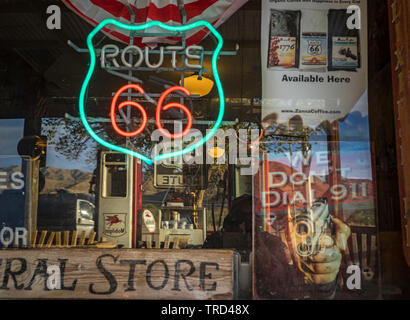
[338,47,358,61]
[289,199,333,258]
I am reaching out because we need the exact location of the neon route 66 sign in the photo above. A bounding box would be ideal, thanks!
[78,19,225,165]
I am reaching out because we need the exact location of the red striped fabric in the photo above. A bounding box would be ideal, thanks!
[62,0,249,46]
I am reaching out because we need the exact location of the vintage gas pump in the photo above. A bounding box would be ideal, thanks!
[137,160,208,248]
[96,150,142,248]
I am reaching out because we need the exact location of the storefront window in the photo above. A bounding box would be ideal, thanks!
[0,0,409,305]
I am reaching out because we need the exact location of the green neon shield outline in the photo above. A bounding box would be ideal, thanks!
[79,19,225,165]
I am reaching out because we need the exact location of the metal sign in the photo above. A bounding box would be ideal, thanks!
[154,162,207,189]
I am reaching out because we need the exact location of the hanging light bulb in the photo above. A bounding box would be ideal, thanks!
[208,146,225,159]
[180,74,214,97]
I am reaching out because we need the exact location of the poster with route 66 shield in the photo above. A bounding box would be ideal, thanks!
[261,0,368,129]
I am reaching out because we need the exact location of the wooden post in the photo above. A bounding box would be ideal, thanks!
[388,0,410,266]
[56,232,62,248]
[63,231,70,248]
[326,122,343,220]
[71,231,78,247]
[87,232,96,245]
[38,231,47,248]
[46,232,55,248]
[79,231,86,246]
[30,230,37,248]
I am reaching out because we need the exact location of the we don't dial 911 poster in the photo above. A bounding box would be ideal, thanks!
[255,0,379,300]
[253,141,379,299]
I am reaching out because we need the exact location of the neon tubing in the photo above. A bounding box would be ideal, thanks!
[156,86,193,140]
[110,84,147,137]
[79,19,224,165]
[113,101,147,137]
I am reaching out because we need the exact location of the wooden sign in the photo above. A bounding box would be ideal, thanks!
[388,0,410,266]
[0,249,236,300]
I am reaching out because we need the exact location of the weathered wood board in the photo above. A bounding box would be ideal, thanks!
[0,249,236,300]
[388,0,410,266]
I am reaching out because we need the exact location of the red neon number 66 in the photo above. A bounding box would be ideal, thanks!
[110,84,193,140]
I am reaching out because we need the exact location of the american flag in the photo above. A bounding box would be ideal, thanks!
[62,0,249,47]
